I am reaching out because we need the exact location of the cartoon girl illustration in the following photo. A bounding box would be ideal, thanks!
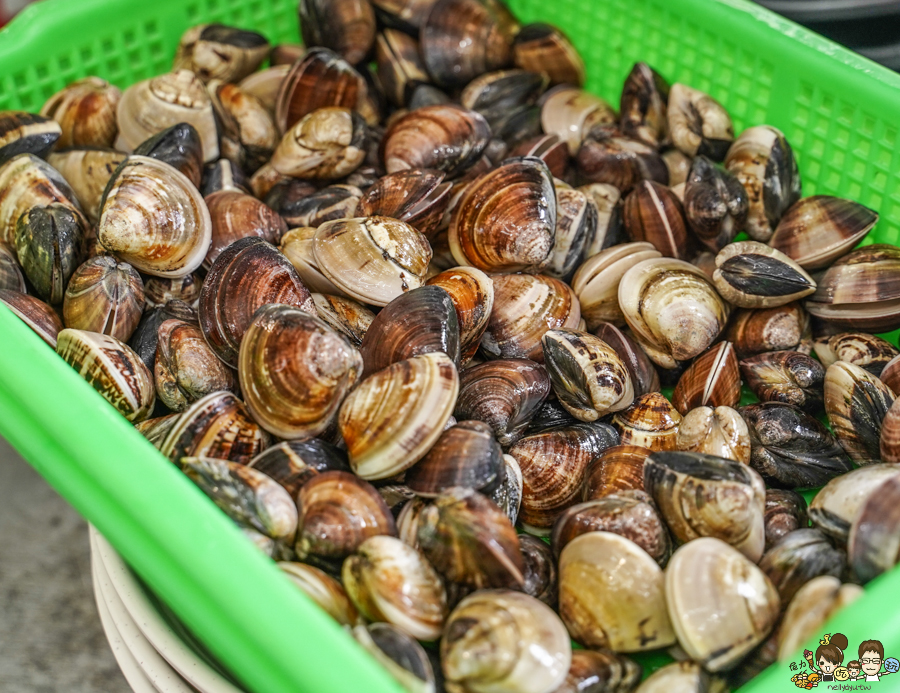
[809,633,849,682]
[857,640,895,681]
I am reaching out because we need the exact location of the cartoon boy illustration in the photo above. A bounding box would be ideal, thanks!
[847,660,862,680]
[856,640,895,682]
[810,633,849,682]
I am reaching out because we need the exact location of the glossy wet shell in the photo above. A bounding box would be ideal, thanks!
[41,77,121,149]
[675,405,751,464]
[777,576,863,662]
[758,528,845,604]
[426,266,494,363]
[56,328,155,422]
[270,107,366,180]
[592,322,660,397]
[816,332,899,377]
[358,168,451,240]
[612,392,682,452]
[559,531,675,653]
[278,561,362,626]
[712,241,816,308]
[62,255,144,342]
[582,444,651,501]
[665,537,780,672]
[204,189,287,268]
[339,352,458,480]
[310,293,375,346]
[155,319,235,412]
[671,341,740,415]
[247,439,349,499]
[764,489,808,550]
[727,302,810,359]
[47,148,127,224]
[848,474,900,583]
[0,290,63,347]
[807,464,900,542]
[740,350,825,413]
[623,180,689,260]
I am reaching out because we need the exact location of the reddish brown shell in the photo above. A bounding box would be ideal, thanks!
[204,189,287,268]
[623,180,689,260]
[0,289,63,347]
[356,168,451,239]
[727,302,810,359]
[671,341,741,415]
[612,392,682,451]
[426,266,494,363]
[583,444,651,501]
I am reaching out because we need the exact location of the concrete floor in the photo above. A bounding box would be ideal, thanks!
[0,435,130,693]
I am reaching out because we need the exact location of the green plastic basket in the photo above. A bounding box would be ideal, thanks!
[1,0,900,691]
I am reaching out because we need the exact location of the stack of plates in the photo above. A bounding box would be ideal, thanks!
[89,526,245,693]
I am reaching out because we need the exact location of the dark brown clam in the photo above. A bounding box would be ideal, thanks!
[770,195,877,270]
[518,534,558,607]
[582,444,650,501]
[41,78,119,150]
[375,29,429,107]
[247,439,350,499]
[612,392,682,452]
[419,0,517,88]
[295,470,397,562]
[667,83,733,161]
[198,237,315,367]
[0,289,63,348]
[740,350,825,414]
[133,122,204,189]
[416,486,524,589]
[356,169,451,239]
[592,322,660,397]
[0,111,61,163]
[882,355,900,394]
[551,492,671,567]
[459,69,547,137]
[206,81,278,174]
[507,134,568,179]
[359,284,460,378]
[204,189,287,268]
[299,0,376,66]
[454,359,550,446]
[546,186,598,281]
[0,242,24,292]
[848,474,900,583]
[381,104,491,177]
[144,274,201,309]
[448,156,556,273]
[576,131,668,193]
[882,397,900,464]
[482,273,581,362]
[274,48,369,134]
[512,23,583,87]
[406,420,503,497]
[805,244,900,333]
[509,422,618,532]
[554,649,642,693]
[683,155,748,252]
[727,302,810,359]
[128,300,197,371]
[267,183,360,229]
[713,241,816,309]
[15,203,88,305]
[62,256,144,342]
[764,489,808,550]
[526,399,579,434]
[740,401,853,488]
[815,331,900,377]
[371,0,437,31]
[623,179,689,260]
[155,318,236,412]
[159,391,270,464]
[541,86,616,155]
[270,107,367,180]
[426,266,494,363]
[619,61,669,148]
[671,341,740,415]
[310,293,375,346]
[239,304,363,440]
[758,528,845,605]
[825,360,896,465]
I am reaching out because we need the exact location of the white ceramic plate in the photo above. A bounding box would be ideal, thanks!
[90,526,244,693]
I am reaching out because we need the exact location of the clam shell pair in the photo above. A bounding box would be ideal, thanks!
[62,256,144,342]
[824,361,895,465]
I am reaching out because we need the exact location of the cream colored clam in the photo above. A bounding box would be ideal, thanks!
[47,148,127,223]
[675,405,751,463]
[280,227,347,295]
[777,576,863,662]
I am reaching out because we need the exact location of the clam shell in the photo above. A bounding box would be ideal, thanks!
[375,29,430,108]
[454,358,550,446]
[159,391,269,464]
[281,227,347,296]
[592,322,660,397]
[661,149,693,189]
[179,456,297,541]
[541,86,616,156]
[134,414,179,448]
[619,61,669,148]
[556,649,641,693]
[764,489,808,550]
[623,180,689,260]
[98,155,211,278]
[882,354,900,394]
[0,290,63,347]
[665,538,780,672]
[0,111,61,162]
[426,266,494,363]
[770,195,877,270]
[133,122,204,189]
[712,241,816,308]
[56,328,155,423]
[671,341,740,415]
[492,453,523,527]
[417,487,524,589]
[546,185,597,281]
[299,0,376,69]
[279,561,361,626]
[15,202,88,304]
[513,24,583,87]
[239,65,288,117]
[541,329,634,421]
[127,301,197,372]
[848,474,900,583]
[881,397,900,464]
[582,444,650,501]
[683,155,747,252]
[808,464,900,542]
[310,293,375,346]
[0,242,24,292]
[448,156,556,273]
[824,360,895,465]
[612,392,682,452]
[619,258,729,367]
[518,533,558,607]
[354,623,436,693]
[295,470,396,562]
[247,439,350,499]
[508,134,569,179]
[675,405,751,464]
[239,304,363,440]
[559,531,675,652]
[571,242,662,329]
[339,352,458,480]
[313,216,432,307]
[358,285,460,378]
[46,148,127,223]
[62,256,144,342]
[667,84,733,161]
[740,350,825,413]
[758,528,845,604]
[204,189,287,269]
[458,68,546,142]
[580,183,625,257]
[143,274,201,309]
[343,535,447,641]
[644,450,766,561]
[482,273,581,362]
[575,132,668,193]
[724,125,800,242]
[727,302,810,359]
[357,169,451,239]
[509,422,618,532]
[636,662,727,693]
[441,590,571,693]
[199,236,315,367]
[270,107,367,179]
[173,24,270,84]
[268,182,360,229]
[815,331,899,377]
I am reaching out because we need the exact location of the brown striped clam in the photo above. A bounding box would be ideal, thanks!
[426,266,493,363]
[357,169,451,239]
[313,216,432,307]
[61,256,144,342]
[619,61,669,148]
[518,533,557,607]
[279,562,362,627]
[541,86,616,155]
[279,227,346,296]
[339,352,458,480]
[0,111,61,164]
[248,439,350,499]
[508,134,569,180]
[56,328,155,423]
[576,130,668,193]
[667,84,734,161]
[299,0,376,67]
[173,24,270,84]
[448,156,556,274]
[546,185,598,281]
[582,444,651,501]
[770,195,877,270]
[98,155,212,278]
[358,285,460,378]
[0,290,63,347]
[158,390,269,464]
[199,236,315,367]
[204,189,287,268]
[592,322,660,397]
[559,531,675,653]
[623,180,689,260]
[815,331,899,376]
[675,405,751,464]
[0,242,24,291]
[133,122,205,189]
[310,293,375,346]
[375,29,430,108]
[882,354,900,393]
[712,241,816,309]
[740,350,825,413]
[134,414,180,448]
[541,329,634,421]
[644,450,766,561]
[270,107,366,179]
[239,304,363,440]
[682,155,747,251]
[808,464,900,542]
[144,274,201,309]
[824,360,895,465]
[612,392,682,452]
[513,23,584,87]
[848,473,900,583]
[41,77,120,149]
[758,528,845,604]
[571,242,662,329]
[764,489,808,550]
[727,302,810,359]
[671,341,740,415]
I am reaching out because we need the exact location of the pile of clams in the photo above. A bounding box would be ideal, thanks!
[3,2,899,692]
